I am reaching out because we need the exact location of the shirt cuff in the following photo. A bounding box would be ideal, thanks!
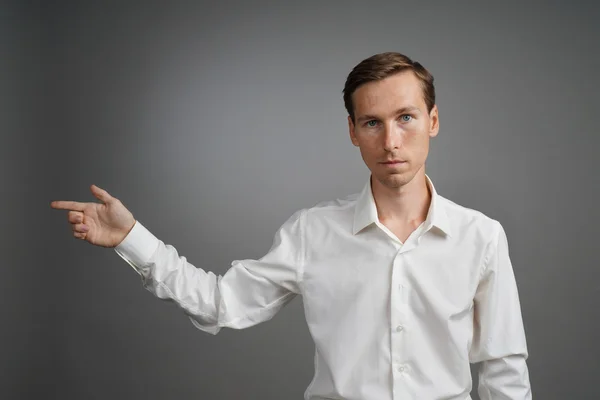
[114,220,160,273]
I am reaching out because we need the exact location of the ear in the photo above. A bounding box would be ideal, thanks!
[348,116,359,147]
[429,105,439,138]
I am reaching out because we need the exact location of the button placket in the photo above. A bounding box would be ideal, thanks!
[391,251,410,377]
[396,364,411,375]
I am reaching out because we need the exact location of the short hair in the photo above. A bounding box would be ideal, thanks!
[343,52,436,122]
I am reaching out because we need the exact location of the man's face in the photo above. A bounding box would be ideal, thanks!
[348,70,439,190]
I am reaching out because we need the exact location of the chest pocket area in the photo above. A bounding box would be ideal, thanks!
[302,250,394,327]
[401,250,480,319]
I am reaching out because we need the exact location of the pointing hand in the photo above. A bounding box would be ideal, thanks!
[51,185,136,248]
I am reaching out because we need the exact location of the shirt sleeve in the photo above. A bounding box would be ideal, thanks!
[113,208,306,335]
[469,221,532,399]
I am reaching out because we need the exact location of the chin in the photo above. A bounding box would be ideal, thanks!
[374,172,411,189]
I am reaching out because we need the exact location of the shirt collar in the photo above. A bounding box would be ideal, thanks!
[352,174,452,238]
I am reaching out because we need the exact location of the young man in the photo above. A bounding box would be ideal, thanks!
[51,52,532,399]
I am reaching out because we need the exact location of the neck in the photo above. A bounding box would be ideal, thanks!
[371,169,431,228]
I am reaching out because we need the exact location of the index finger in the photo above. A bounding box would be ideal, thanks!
[50,201,87,211]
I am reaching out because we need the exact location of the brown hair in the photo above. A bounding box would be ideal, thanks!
[343,52,436,122]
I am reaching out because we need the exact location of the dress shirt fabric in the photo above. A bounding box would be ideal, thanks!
[114,175,531,400]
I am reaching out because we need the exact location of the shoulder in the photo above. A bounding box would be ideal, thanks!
[303,191,359,220]
[282,191,359,232]
[438,194,504,241]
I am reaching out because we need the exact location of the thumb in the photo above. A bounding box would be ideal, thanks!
[90,184,113,204]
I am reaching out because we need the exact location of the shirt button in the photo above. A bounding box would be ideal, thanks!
[396,325,404,332]
[398,366,405,373]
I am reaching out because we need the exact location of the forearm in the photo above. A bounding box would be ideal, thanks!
[114,220,223,333]
[478,354,532,400]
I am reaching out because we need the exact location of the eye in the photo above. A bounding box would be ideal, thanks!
[366,120,378,128]
[400,114,413,122]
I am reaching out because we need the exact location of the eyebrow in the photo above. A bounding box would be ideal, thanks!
[356,106,421,123]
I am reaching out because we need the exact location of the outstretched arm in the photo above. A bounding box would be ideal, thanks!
[114,209,305,335]
[51,185,306,335]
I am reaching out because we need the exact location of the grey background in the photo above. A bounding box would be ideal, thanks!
[3,0,599,399]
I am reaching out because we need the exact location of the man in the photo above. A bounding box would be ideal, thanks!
[51,52,532,399]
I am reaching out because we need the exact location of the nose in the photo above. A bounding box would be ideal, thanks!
[382,122,401,151]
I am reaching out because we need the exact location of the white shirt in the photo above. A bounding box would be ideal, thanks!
[114,175,531,400]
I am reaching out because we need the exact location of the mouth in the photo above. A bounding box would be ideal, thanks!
[380,160,406,166]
